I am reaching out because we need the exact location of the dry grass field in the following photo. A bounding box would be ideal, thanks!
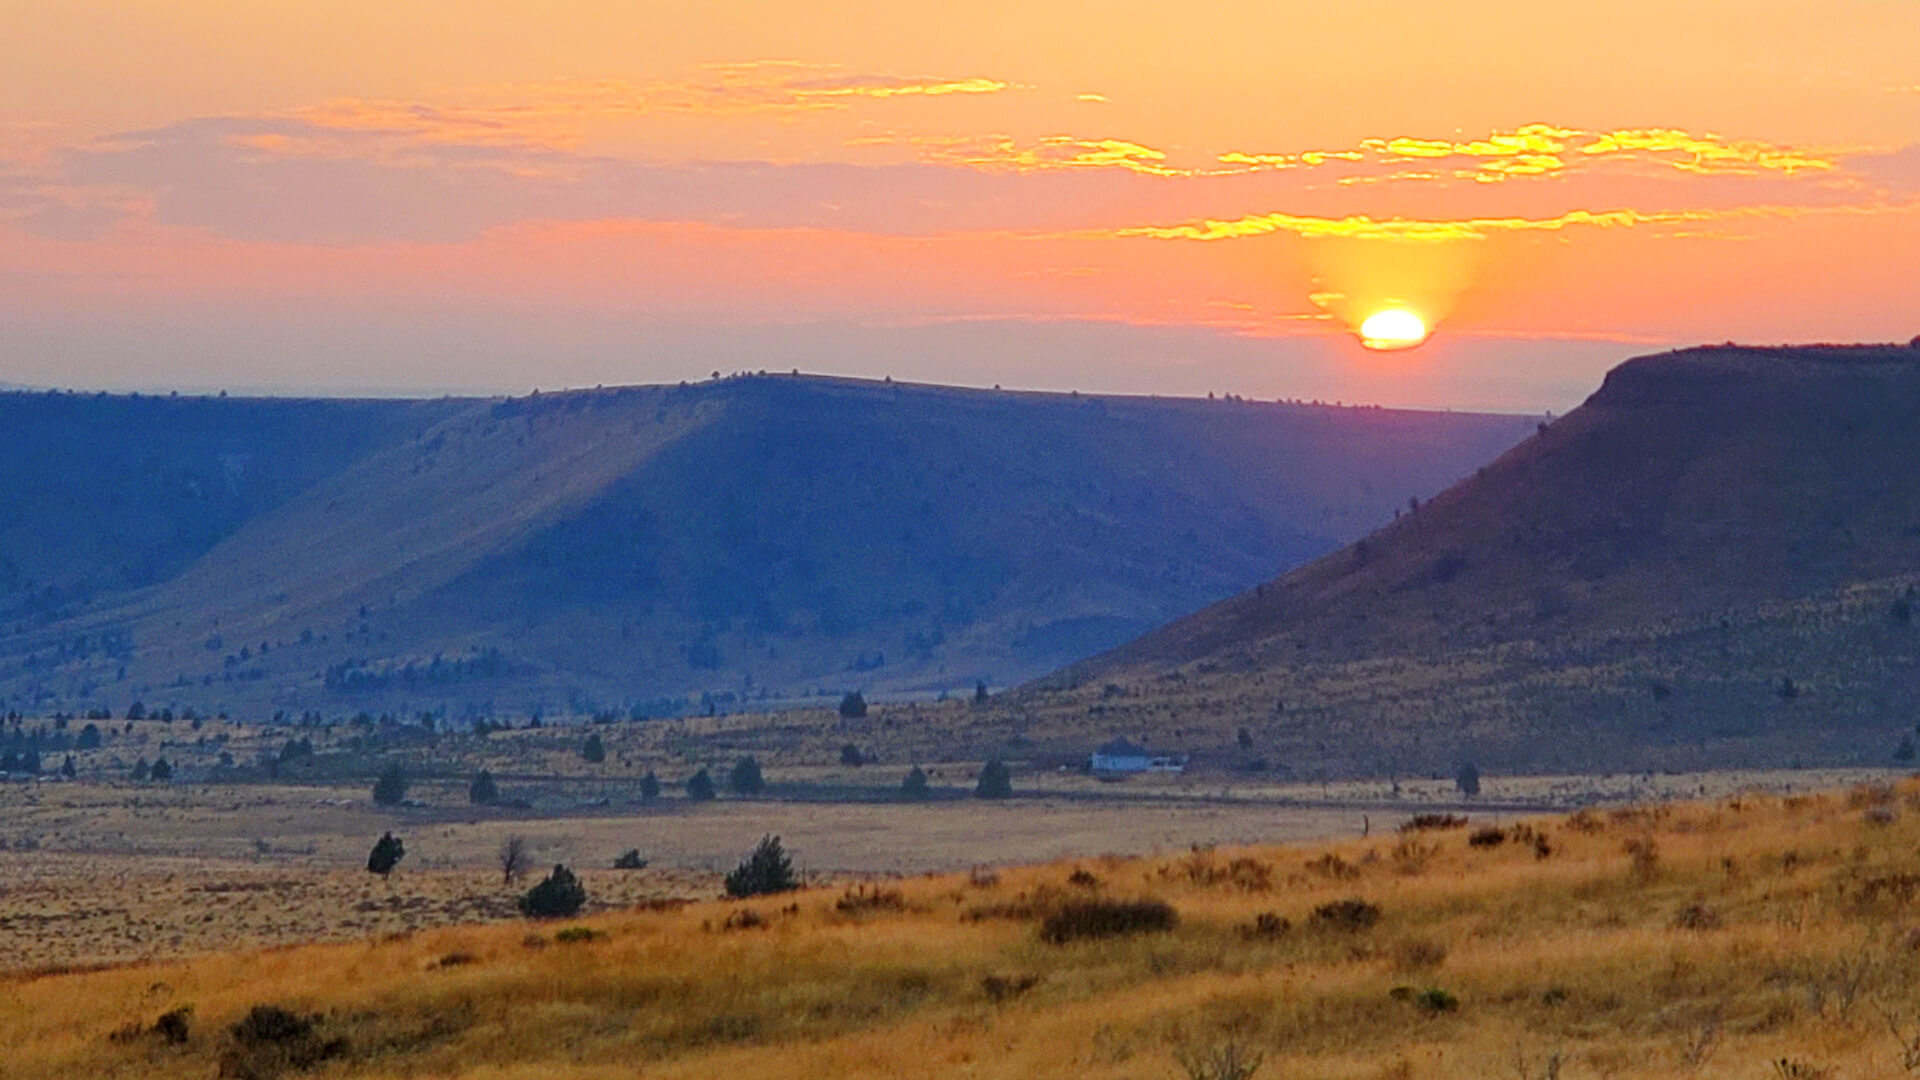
[7,776,1920,1078]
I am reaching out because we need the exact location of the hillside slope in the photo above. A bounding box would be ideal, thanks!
[0,377,1537,719]
[1032,344,1920,773]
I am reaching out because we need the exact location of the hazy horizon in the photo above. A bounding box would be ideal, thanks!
[6,2,1917,412]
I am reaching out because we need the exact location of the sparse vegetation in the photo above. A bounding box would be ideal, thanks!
[499,835,532,884]
[519,864,586,919]
[728,755,765,795]
[13,778,1920,1079]
[974,758,1013,799]
[365,831,404,877]
[685,768,716,801]
[900,765,930,799]
[1038,898,1177,944]
[371,761,408,806]
[468,769,498,805]
[724,834,800,898]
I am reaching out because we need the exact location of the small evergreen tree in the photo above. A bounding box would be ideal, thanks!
[1455,762,1482,798]
[639,770,661,800]
[975,758,1013,799]
[519,864,586,918]
[1896,734,1916,763]
[729,756,765,795]
[76,723,102,750]
[469,769,499,805]
[582,733,606,764]
[838,691,867,719]
[372,761,408,806]
[132,757,150,781]
[901,765,930,799]
[685,768,716,801]
[974,680,989,704]
[839,743,865,767]
[60,754,76,778]
[149,756,172,781]
[366,831,405,877]
[724,834,799,898]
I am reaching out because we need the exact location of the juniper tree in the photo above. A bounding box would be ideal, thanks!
[366,831,405,877]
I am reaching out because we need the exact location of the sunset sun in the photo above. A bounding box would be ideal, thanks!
[1358,308,1430,350]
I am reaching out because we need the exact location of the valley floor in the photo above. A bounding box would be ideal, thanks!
[6,775,1920,1078]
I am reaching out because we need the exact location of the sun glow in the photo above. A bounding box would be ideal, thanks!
[1358,308,1429,350]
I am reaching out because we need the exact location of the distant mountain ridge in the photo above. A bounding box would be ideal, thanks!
[0,376,1536,719]
[1033,343,1920,774]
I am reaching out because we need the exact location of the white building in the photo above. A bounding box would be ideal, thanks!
[1091,738,1186,776]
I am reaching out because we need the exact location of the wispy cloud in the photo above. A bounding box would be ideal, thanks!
[897,134,1192,175]
[1217,124,1836,184]
[1114,207,1719,242]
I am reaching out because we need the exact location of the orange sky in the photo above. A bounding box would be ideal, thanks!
[3,0,1917,408]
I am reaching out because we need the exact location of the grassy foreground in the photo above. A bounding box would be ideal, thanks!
[7,781,1920,1079]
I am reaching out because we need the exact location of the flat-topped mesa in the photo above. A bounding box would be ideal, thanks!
[1054,342,1920,685]
[1590,341,1920,408]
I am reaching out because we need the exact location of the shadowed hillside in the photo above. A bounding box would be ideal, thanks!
[1032,343,1920,775]
[0,376,1535,718]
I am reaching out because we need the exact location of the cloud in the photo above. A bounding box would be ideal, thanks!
[1217,124,1837,184]
[901,134,1192,175]
[1113,207,1719,242]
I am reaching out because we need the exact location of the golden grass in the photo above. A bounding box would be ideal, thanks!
[8,779,1920,1078]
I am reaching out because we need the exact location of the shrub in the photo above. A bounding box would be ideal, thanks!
[221,1005,346,1080]
[468,769,498,805]
[834,884,906,915]
[149,757,173,781]
[553,926,604,944]
[721,908,766,932]
[1038,898,1178,944]
[685,768,716,801]
[1305,853,1360,880]
[728,756,765,795]
[154,1006,192,1044]
[1066,867,1101,888]
[975,758,1013,799]
[1454,763,1481,797]
[371,761,408,806]
[1391,938,1449,971]
[900,765,930,799]
[1468,826,1506,848]
[981,973,1040,1002]
[365,831,404,877]
[1312,898,1381,932]
[1173,1039,1266,1080]
[725,834,800,898]
[1390,838,1438,875]
[612,848,648,870]
[639,770,660,800]
[519,864,587,919]
[839,743,865,766]
[1414,987,1459,1013]
[838,691,867,719]
[581,734,605,764]
[1399,814,1468,832]
[1240,912,1290,940]
[1672,904,1723,931]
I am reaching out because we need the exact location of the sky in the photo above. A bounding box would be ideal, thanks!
[3,1,1917,411]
